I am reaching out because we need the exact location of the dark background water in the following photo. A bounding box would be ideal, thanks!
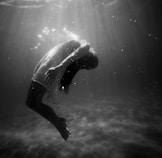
[0,0,161,109]
[0,0,161,158]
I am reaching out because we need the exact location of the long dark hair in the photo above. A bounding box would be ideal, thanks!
[59,52,99,94]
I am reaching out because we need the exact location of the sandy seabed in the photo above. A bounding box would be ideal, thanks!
[0,96,162,158]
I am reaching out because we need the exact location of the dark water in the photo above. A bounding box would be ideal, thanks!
[0,0,161,158]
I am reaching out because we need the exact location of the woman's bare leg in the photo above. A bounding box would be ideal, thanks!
[26,81,70,141]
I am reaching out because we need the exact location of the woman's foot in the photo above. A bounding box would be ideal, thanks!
[54,117,71,141]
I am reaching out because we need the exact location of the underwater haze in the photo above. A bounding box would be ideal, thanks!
[0,0,162,158]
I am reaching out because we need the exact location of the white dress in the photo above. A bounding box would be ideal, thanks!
[32,42,76,91]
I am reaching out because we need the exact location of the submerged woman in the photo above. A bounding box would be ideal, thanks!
[26,40,98,141]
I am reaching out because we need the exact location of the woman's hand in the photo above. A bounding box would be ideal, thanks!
[44,66,61,85]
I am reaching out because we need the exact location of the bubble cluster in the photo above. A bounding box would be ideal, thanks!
[31,27,87,52]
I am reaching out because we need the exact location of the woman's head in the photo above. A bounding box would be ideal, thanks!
[78,49,99,70]
[59,45,99,93]
[73,44,99,70]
